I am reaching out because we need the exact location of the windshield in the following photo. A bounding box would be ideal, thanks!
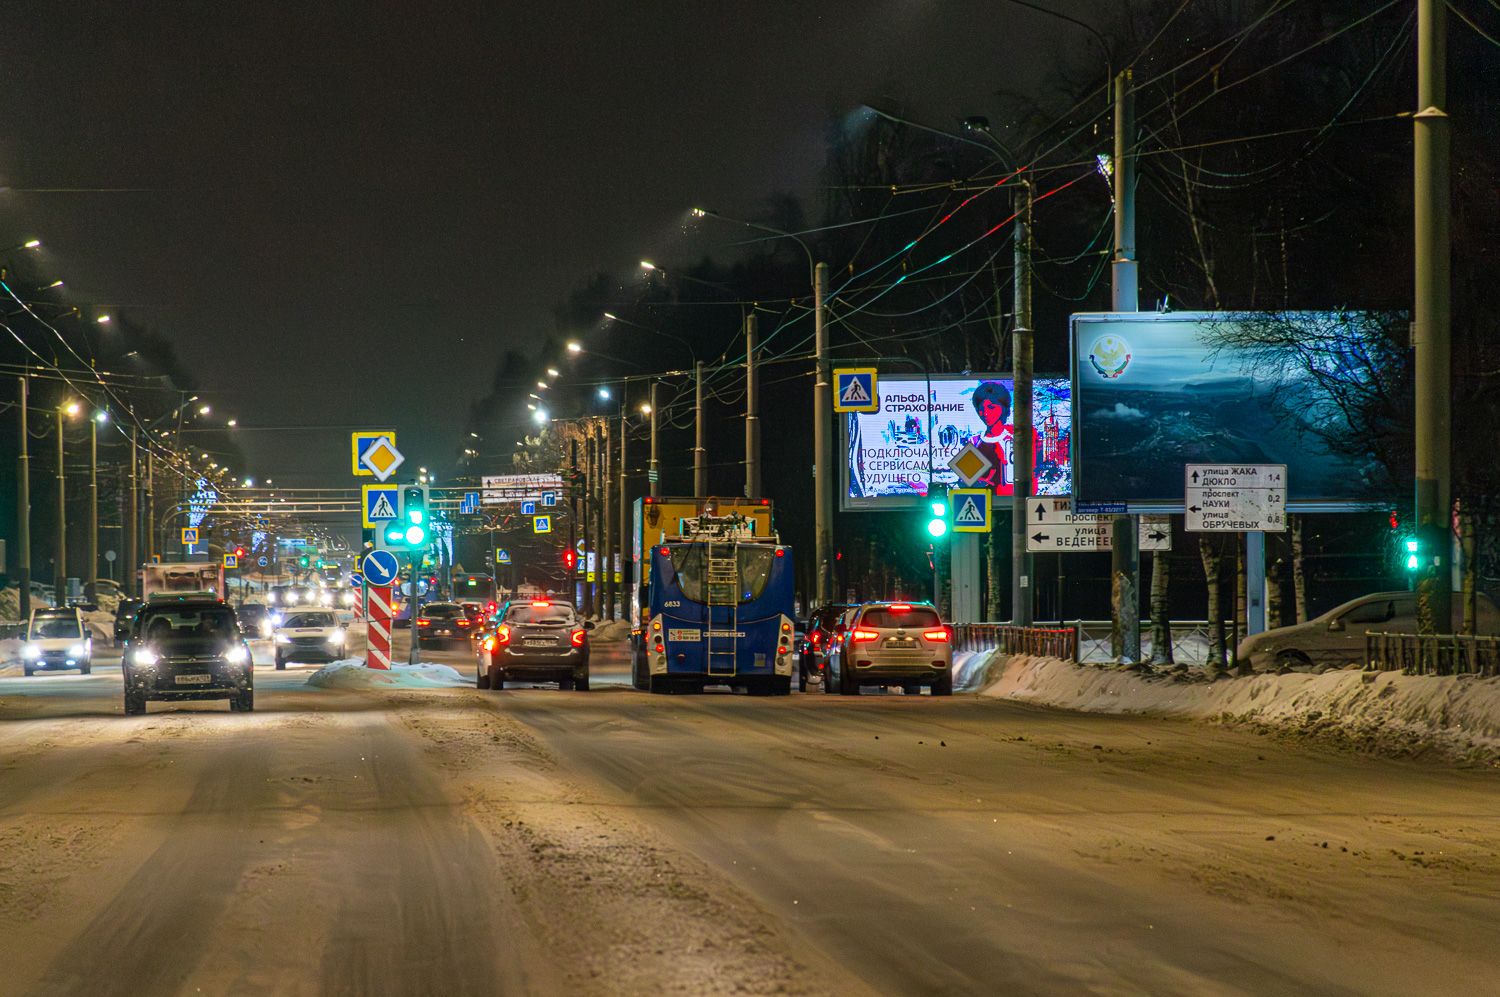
[859,606,942,629]
[452,577,494,599]
[422,604,466,620]
[138,607,240,643]
[505,604,578,625]
[282,612,336,628]
[668,546,776,605]
[31,616,83,640]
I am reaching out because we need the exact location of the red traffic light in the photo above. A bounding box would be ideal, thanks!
[562,549,577,570]
[234,547,246,557]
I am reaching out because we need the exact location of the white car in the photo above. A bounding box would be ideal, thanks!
[22,607,93,676]
[273,610,347,669]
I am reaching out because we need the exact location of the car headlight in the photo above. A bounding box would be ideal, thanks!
[224,645,249,664]
[328,628,345,645]
[69,643,88,658]
[275,633,291,644]
[21,644,40,659]
[133,648,158,666]
[260,622,275,638]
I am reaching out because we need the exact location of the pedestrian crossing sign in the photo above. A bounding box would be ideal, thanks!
[496,549,511,564]
[223,554,239,569]
[833,368,879,412]
[363,484,400,528]
[533,515,551,534]
[951,488,992,532]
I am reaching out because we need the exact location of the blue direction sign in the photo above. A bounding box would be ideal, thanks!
[361,549,400,587]
[833,368,879,413]
[521,500,537,515]
[541,491,557,507]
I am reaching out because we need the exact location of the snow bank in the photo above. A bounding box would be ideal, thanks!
[304,660,472,690]
[0,638,21,666]
[980,654,1500,763]
[589,619,632,643]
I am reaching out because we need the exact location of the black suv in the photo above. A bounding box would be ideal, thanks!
[477,599,593,691]
[112,598,143,646]
[798,604,857,692]
[122,597,254,714]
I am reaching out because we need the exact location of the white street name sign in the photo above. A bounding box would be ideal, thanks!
[1184,464,1286,532]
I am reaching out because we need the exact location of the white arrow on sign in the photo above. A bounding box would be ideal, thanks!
[1027,520,1113,552]
[1138,514,1172,551]
[1185,464,1286,533]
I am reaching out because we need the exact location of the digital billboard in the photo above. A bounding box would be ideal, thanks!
[842,376,1072,510]
[1071,311,1396,510]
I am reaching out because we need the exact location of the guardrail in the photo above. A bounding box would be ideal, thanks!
[1365,631,1500,677]
[954,621,1220,665]
[952,623,1077,660]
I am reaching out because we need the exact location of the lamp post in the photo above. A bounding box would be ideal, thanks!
[15,377,31,619]
[55,401,79,603]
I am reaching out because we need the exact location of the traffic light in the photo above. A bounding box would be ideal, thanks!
[234,546,246,559]
[926,483,950,538]
[1405,537,1421,573]
[299,556,309,567]
[384,484,430,548]
[562,548,577,572]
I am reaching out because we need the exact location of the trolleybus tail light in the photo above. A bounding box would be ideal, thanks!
[660,547,669,556]
[923,629,949,642]
[852,629,880,642]
[775,548,784,557]
[571,630,586,646]
[654,643,664,653]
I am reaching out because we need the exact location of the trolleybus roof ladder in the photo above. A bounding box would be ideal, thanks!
[704,538,739,675]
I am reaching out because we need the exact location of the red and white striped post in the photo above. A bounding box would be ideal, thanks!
[366,584,393,670]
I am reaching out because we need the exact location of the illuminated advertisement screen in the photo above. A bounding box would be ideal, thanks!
[1071,311,1393,509]
[842,376,1071,510]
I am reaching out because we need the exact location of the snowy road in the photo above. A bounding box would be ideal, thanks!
[2,638,1499,996]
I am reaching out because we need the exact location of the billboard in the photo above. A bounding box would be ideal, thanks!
[842,376,1072,510]
[481,473,565,506]
[1071,311,1395,509]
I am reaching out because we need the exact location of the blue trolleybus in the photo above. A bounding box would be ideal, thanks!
[632,514,796,694]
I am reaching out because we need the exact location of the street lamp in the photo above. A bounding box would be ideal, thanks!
[567,342,582,353]
[598,388,611,399]
[96,315,110,324]
[546,368,560,377]
[533,409,548,424]
[198,405,210,415]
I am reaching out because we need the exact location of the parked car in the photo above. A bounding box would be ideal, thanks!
[827,601,952,696]
[113,598,143,646]
[797,603,857,692]
[235,603,276,640]
[415,602,479,649]
[21,607,92,676]
[1237,590,1500,673]
[477,599,593,691]
[122,597,253,713]
[273,610,347,669]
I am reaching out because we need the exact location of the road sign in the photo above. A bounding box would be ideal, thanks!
[521,500,536,515]
[181,527,198,545]
[365,584,393,670]
[541,491,557,506]
[223,554,238,569]
[361,549,400,586]
[832,368,879,412]
[647,470,659,482]
[1025,496,1112,551]
[947,444,994,486]
[359,435,405,481]
[950,488,992,532]
[1139,514,1173,551]
[363,484,400,528]
[496,549,511,565]
[351,431,397,476]
[1077,500,1128,515]
[459,491,480,515]
[533,515,551,534]
[1185,464,1287,532]
[258,556,268,567]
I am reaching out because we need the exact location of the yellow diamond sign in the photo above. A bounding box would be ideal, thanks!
[359,435,405,481]
[947,443,993,486]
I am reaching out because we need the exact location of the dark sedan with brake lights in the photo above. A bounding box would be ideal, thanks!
[476,599,593,690]
[416,602,480,648]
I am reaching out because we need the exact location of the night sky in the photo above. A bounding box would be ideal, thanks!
[0,1,1086,485]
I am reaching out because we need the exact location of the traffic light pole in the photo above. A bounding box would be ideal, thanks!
[16,376,31,621]
[408,550,421,665]
[1110,69,1141,664]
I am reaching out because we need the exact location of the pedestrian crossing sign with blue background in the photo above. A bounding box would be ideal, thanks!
[833,368,879,412]
[363,484,400,528]
[951,487,992,532]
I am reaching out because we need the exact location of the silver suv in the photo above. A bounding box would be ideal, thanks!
[828,602,952,696]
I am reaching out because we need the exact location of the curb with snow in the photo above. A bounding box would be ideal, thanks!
[304,660,472,690]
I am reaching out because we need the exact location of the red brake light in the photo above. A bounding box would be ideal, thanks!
[495,624,511,645]
[483,636,496,651]
[487,602,497,611]
[531,600,551,608]
[923,629,949,642]
[571,630,586,646]
[457,620,471,626]
[810,634,820,646]
[852,629,880,642]
[416,618,431,626]
[889,604,912,612]
[775,549,784,557]
[660,547,669,556]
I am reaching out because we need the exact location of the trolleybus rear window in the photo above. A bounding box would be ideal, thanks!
[669,547,775,605]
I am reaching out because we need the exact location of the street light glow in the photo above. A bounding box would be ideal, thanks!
[603,312,617,320]
[546,368,559,377]
[46,280,63,289]
[227,419,237,426]
[533,409,548,424]
[567,342,581,353]
[691,208,706,217]
[537,381,548,389]
[640,404,651,414]
[97,315,110,324]
[598,388,611,399]
[94,411,109,423]
[65,402,80,415]
[198,405,210,414]
[639,261,656,270]
[24,240,40,249]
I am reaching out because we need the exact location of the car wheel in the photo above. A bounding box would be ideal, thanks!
[558,677,575,691]
[231,690,254,712]
[274,654,286,670]
[477,667,490,689]
[573,671,590,692]
[124,689,146,715]
[1275,649,1313,674]
[902,684,920,696]
[839,657,860,696]
[931,672,953,696]
[648,673,676,694]
[22,664,34,677]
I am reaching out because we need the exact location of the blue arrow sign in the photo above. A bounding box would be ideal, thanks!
[361,549,400,586]
[521,500,537,515]
[257,556,268,567]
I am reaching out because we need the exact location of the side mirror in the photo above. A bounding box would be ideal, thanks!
[1328,619,1345,633]
[583,621,596,631]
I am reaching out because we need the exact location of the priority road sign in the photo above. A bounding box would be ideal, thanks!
[1185,464,1287,532]
[223,554,238,568]
[950,488,992,532]
[351,431,397,476]
[832,368,879,412]
[359,435,405,481]
[363,483,400,528]
[181,527,199,545]
[496,549,511,565]
[533,515,551,534]
[948,444,994,487]
[361,549,400,587]
[521,500,537,515]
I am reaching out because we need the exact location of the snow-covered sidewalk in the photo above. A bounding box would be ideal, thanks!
[972,653,1500,763]
[304,660,472,690]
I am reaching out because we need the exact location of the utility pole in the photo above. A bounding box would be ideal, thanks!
[619,395,631,616]
[1110,68,1141,663]
[649,381,661,498]
[694,361,707,498]
[813,261,832,607]
[144,450,155,563]
[603,417,615,620]
[16,377,31,620]
[745,312,761,500]
[87,416,98,597]
[54,406,66,604]
[1414,0,1451,635]
[124,423,137,598]
[1012,182,1034,626]
[583,430,596,617]
[568,436,580,606]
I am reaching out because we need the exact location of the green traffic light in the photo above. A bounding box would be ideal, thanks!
[928,519,948,538]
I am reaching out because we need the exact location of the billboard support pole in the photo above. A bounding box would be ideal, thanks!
[1011,181,1034,627]
[1246,531,1266,636]
[1110,68,1141,664]
[1414,0,1451,636]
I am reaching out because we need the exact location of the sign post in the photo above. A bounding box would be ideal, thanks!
[365,585,393,670]
[1185,464,1286,638]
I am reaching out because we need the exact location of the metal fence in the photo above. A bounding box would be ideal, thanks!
[952,624,1076,660]
[954,621,1225,665]
[1365,631,1500,677]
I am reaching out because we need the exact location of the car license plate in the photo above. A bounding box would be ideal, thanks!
[174,673,212,685]
[524,637,553,646]
[886,639,917,648]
